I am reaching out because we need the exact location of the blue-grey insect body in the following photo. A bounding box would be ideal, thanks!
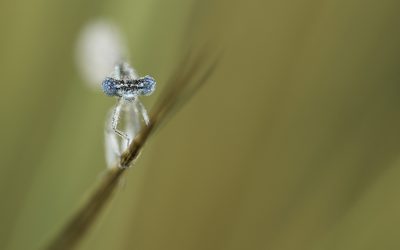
[102,75,156,100]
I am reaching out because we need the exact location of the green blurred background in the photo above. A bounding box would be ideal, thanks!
[1,0,400,249]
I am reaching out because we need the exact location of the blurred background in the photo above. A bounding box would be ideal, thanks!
[1,0,400,249]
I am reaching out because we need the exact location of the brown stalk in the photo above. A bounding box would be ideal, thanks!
[45,48,220,250]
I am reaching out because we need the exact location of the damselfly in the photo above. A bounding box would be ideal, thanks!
[102,62,156,168]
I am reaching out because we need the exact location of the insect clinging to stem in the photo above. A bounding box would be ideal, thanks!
[101,62,156,168]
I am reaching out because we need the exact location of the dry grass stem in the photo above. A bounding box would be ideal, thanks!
[46,48,220,250]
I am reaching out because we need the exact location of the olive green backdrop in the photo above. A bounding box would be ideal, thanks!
[1,0,400,249]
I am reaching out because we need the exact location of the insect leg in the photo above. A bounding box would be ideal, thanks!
[112,98,130,146]
[136,100,150,125]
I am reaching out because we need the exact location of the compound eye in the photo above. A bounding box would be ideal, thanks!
[138,75,156,96]
[102,77,118,96]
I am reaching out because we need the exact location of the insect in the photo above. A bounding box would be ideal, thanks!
[102,62,156,167]
[102,75,156,100]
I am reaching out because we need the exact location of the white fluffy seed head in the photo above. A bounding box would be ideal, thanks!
[76,19,129,89]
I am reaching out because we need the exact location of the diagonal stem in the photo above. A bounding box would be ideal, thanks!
[45,48,220,250]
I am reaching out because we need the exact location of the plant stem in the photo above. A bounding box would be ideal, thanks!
[45,49,219,250]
